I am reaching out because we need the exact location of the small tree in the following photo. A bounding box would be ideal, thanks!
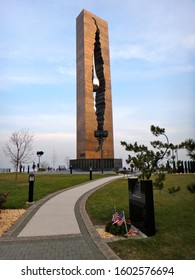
[121,125,170,180]
[3,130,34,182]
[179,139,195,160]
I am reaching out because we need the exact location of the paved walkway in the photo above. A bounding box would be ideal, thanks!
[0,176,121,260]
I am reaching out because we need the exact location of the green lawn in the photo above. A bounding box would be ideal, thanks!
[86,174,195,260]
[0,172,112,209]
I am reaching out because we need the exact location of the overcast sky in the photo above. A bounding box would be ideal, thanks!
[0,0,195,169]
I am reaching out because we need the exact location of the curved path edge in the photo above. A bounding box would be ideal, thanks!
[75,177,121,260]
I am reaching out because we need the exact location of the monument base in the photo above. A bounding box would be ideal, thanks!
[70,158,122,171]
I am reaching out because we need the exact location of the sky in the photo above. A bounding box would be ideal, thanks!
[0,0,195,169]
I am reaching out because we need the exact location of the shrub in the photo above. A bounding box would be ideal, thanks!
[168,186,180,194]
[39,168,46,172]
[153,172,166,193]
[105,220,131,236]
[0,192,9,208]
[186,183,195,193]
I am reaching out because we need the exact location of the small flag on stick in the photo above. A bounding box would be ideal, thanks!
[116,211,125,226]
[112,207,119,224]
[116,211,128,234]
[111,208,128,234]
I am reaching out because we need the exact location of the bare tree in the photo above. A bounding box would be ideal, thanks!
[3,130,34,182]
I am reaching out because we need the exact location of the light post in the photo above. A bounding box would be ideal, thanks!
[89,167,93,180]
[28,173,35,204]
[37,151,44,171]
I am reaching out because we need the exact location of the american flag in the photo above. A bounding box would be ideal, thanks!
[116,212,125,226]
[112,208,119,224]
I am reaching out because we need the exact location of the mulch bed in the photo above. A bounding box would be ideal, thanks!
[0,209,25,236]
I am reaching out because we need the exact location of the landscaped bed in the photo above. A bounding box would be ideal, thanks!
[86,174,195,259]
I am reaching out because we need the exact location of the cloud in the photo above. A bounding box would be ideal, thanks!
[0,64,75,87]
[0,130,76,168]
[111,44,152,61]
[111,34,195,66]
[57,66,76,77]
[109,0,195,80]
[182,34,195,50]
[0,75,57,85]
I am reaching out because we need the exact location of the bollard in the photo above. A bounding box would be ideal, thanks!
[28,173,35,203]
[89,167,93,180]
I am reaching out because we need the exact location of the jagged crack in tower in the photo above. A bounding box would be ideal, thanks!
[70,9,122,171]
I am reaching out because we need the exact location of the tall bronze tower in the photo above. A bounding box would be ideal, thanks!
[70,10,122,170]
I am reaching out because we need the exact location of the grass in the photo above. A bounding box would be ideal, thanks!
[86,174,195,260]
[0,172,112,209]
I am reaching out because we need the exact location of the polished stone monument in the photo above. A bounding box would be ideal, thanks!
[128,177,155,236]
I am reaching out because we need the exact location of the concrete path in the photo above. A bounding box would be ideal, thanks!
[0,175,121,260]
[18,176,119,237]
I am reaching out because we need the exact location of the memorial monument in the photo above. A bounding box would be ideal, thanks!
[70,10,122,171]
[128,177,156,236]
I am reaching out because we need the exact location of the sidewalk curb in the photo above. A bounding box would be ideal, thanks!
[76,177,121,260]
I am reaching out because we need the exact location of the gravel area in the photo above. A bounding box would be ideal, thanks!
[96,227,116,239]
[0,209,26,236]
